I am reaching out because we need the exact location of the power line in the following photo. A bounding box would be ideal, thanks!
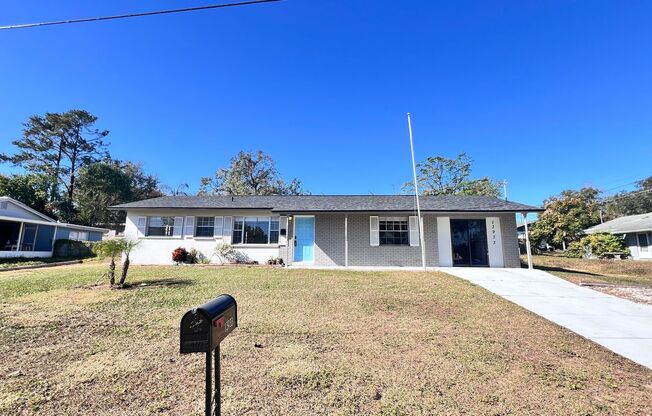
[601,187,652,203]
[0,0,282,31]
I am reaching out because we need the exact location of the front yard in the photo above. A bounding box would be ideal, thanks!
[1,264,651,415]
[529,254,652,304]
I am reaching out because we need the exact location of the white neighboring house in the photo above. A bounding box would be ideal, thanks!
[110,195,542,268]
[585,212,652,260]
[0,196,107,259]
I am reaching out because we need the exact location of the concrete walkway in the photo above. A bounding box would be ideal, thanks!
[439,267,652,370]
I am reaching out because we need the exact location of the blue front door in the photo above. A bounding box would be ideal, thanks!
[294,216,315,262]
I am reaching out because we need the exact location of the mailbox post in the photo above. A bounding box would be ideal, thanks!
[180,294,237,416]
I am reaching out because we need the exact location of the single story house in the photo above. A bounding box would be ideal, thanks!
[585,212,652,260]
[110,195,542,268]
[0,196,106,258]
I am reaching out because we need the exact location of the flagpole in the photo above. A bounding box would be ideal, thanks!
[407,113,427,270]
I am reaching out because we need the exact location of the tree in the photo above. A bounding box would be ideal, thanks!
[0,113,65,201]
[403,152,502,197]
[1,110,109,203]
[530,187,601,249]
[94,239,125,285]
[0,173,50,215]
[161,183,190,196]
[118,239,139,286]
[199,150,306,195]
[74,160,162,227]
[604,176,652,219]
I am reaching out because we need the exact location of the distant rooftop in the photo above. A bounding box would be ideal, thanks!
[585,212,652,234]
[110,195,542,213]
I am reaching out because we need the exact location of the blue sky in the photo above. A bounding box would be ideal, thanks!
[1,0,651,208]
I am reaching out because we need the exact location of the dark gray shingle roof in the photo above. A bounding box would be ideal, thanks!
[110,195,542,213]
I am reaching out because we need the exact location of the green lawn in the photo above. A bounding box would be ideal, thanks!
[0,256,92,270]
[1,263,650,415]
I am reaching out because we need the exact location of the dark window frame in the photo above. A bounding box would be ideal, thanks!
[379,217,409,246]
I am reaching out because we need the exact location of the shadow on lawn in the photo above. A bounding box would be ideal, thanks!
[522,262,602,277]
[121,278,194,290]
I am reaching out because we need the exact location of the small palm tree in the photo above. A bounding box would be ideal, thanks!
[94,239,125,285]
[118,239,139,287]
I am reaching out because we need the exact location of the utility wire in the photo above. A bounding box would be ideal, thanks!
[600,187,652,203]
[0,0,282,31]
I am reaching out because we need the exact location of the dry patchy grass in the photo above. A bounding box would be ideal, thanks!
[1,264,651,415]
[529,254,652,287]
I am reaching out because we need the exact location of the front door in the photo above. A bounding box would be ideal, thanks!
[294,216,315,263]
[451,219,489,267]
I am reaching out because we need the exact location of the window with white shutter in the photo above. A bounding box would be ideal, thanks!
[173,217,184,238]
[183,216,195,237]
[214,216,224,238]
[136,216,147,237]
[409,216,419,246]
[369,216,379,246]
[223,216,233,243]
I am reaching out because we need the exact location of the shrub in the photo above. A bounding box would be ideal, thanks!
[54,239,98,258]
[267,257,284,265]
[565,233,630,259]
[172,247,188,264]
[214,243,236,264]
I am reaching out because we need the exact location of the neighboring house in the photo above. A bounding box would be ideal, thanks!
[585,213,652,260]
[516,219,552,252]
[110,195,542,268]
[0,196,106,259]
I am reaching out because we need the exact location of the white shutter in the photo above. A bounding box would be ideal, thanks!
[136,216,147,237]
[369,216,379,246]
[279,216,288,246]
[214,216,224,238]
[409,216,419,247]
[183,216,195,238]
[174,217,184,238]
[223,216,233,244]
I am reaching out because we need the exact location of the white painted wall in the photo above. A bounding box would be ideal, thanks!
[436,216,453,266]
[124,209,283,265]
[486,216,504,267]
[0,200,52,222]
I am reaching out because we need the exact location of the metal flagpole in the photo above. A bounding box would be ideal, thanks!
[407,113,427,270]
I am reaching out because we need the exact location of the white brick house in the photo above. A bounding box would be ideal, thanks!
[110,195,542,268]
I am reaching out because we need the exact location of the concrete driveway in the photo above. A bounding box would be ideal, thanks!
[439,267,652,370]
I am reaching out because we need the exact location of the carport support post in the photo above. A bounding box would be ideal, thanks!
[344,214,349,267]
[522,212,533,269]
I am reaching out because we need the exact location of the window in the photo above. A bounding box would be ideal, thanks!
[270,217,279,244]
[195,216,215,237]
[147,216,176,236]
[638,233,649,252]
[232,216,279,244]
[379,217,409,246]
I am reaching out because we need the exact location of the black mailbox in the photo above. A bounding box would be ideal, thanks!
[180,294,237,354]
[180,294,237,416]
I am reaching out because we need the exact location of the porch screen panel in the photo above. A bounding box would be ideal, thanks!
[34,225,55,251]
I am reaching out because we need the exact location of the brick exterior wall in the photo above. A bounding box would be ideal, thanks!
[284,212,520,268]
[499,213,521,267]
